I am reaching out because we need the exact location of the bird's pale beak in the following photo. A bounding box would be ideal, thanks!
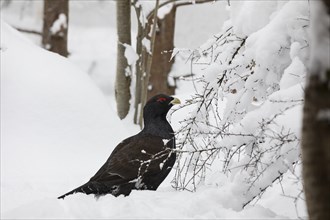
[170,97,181,105]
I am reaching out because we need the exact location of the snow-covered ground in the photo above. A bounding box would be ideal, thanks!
[1,1,310,219]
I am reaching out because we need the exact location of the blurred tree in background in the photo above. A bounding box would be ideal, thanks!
[42,0,69,57]
[147,6,176,100]
[5,0,217,124]
[132,0,215,126]
[115,0,132,119]
[302,1,330,219]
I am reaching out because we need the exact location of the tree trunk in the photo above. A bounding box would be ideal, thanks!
[302,72,330,220]
[147,6,176,99]
[301,1,330,220]
[138,0,160,127]
[132,1,214,125]
[133,4,146,124]
[42,0,68,57]
[115,0,131,119]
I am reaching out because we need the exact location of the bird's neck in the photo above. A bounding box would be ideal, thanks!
[142,117,174,139]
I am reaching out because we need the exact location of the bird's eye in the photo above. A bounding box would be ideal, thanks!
[157,97,167,102]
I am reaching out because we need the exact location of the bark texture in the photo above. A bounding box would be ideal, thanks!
[133,4,146,124]
[147,6,176,99]
[137,0,160,127]
[301,1,330,219]
[115,0,131,119]
[42,0,68,57]
[302,72,330,220]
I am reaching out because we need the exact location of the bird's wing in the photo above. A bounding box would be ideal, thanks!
[89,135,173,183]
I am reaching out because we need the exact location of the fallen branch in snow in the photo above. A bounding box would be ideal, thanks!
[14,27,42,36]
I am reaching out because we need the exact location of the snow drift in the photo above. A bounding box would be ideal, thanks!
[1,20,127,215]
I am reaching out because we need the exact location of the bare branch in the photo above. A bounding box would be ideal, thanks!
[14,27,42,36]
[147,0,216,20]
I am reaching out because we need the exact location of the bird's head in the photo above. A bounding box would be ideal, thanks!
[143,94,181,123]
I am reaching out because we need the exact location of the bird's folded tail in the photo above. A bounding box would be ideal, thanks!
[58,182,98,199]
[58,181,137,199]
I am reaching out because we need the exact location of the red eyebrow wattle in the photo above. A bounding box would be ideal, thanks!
[157,97,167,102]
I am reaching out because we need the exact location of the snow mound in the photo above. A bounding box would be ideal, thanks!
[1,20,128,215]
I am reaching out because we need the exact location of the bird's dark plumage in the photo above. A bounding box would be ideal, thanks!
[58,94,180,199]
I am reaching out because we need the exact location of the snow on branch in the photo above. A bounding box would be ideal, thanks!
[171,0,309,213]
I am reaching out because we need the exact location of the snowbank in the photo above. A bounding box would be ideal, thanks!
[0,20,128,216]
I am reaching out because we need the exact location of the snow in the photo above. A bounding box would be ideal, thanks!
[175,1,228,48]
[279,56,306,90]
[142,37,151,53]
[162,139,170,145]
[50,13,67,35]
[67,25,118,101]
[123,43,139,66]
[0,0,317,219]
[157,2,173,20]
[1,20,126,217]
[309,0,330,81]
[229,0,277,37]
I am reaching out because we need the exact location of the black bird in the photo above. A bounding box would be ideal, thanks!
[58,94,180,199]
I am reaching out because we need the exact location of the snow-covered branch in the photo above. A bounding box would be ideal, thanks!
[171,1,309,214]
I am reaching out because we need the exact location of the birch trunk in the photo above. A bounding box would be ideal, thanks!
[138,0,160,126]
[115,0,131,119]
[133,4,146,124]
